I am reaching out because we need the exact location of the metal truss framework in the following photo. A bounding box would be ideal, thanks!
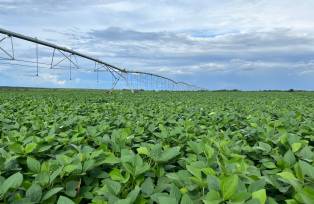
[0,28,204,91]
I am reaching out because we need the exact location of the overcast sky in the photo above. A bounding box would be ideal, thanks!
[1,0,314,90]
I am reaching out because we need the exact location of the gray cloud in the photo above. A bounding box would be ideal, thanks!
[88,27,173,42]
[71,27,314,74]
[0,0,117,11]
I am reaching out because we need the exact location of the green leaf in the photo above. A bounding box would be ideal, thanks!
[181,194,193,204]
[109,168,129,183]
[299,160,314,179]
[133,155,150,177]
[0,177,4,184]
[262,161,276,169]
[258,142,272,153]
[203,190,222,204]
[230,191,251,202]
[65,181,79,198]
[137,147,149,155]
[103,153,120,164]
[9,143,23,154]
[267,197,278,204]
[295,187,314,204]
[207,175,220,192]
[25,143,37,153]
[291,143,302,153]
[277,171,297,180]
[252,189,266,204]
[157,147,181,162]
[157,196,177,204]
[221,175,238,200]
[64,164,81,174]
[186,164,202,179]
[26,183,42,202]
[36,172,50,186]
[204,144,215,159]
[285,199,298,204]
[0,172,23,197]
[287,134,300,145]
[246,199,261,204]
[8,143,23,154]
[299,146,314,162]
[187,141,203,155]
[105,179,121,195]
[83,159,96,172]
[57,195,75,204]
[42,187,63,201]
[248,179,266,193]
[109,168,123,180]
[170,184,181,203]
[50,167,63,184]
[283,150,296,167]
[141,178,154,196]
[277,171,301,191]
[27,157,41,173]
[125,186,140,203]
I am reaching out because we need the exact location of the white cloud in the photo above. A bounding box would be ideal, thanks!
[96,1,142,12]
[36,73,66,85]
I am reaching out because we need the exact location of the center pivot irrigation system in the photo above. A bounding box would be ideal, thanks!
[0,28,204,91]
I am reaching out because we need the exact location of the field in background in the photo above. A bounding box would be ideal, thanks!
[0,89,314,203]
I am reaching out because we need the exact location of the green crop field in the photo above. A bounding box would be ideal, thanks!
[0,89,314,204]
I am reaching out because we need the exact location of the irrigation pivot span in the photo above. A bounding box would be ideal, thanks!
[0,28,203,91]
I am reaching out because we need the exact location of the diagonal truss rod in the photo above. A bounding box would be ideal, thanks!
[58,50,80,69]
[0,36,7,42]
[0,46,12,59]
[0,35,14,60]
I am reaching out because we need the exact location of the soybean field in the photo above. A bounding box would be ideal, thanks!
[0,89,314,204]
